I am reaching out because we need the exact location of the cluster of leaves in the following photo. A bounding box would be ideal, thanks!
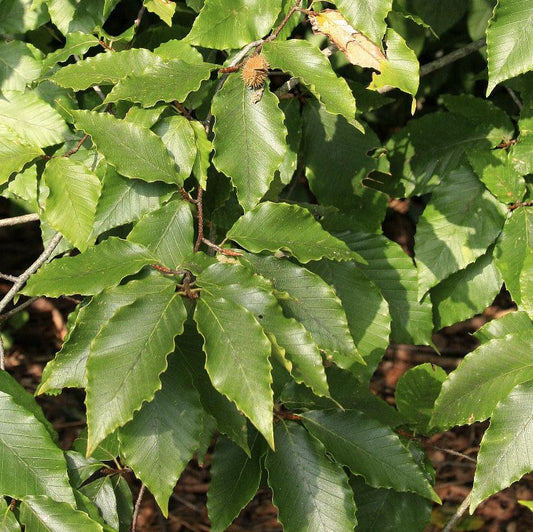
[0,0,532,530]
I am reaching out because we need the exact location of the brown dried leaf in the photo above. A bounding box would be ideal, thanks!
[308,9,386,71]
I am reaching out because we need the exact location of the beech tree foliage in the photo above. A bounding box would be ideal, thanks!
[0,0,532,530]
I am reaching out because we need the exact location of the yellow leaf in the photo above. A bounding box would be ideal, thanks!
[308,9,386,71]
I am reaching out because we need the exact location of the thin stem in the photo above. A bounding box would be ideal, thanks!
[264,0,302,44]
[0,213,40,227]
[0,335,4,371]
[442,491,472,532]
[194,187,204,252]
[64,133,89,157]
[506,86,523,111]
[201,238,242,257]
[510,200,533,211]
[0,273,19,283]
[0,232,63,317]
[419,38,486,77]
[0,297,39,323]
[130,484,146,532]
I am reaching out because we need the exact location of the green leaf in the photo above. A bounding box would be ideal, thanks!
[19,496,102,532]
[154,39,204,63]
[511,108,533,175]
[395,363,447,435]
[79,477,119,530]
[91,167,175,237]
[38,275,175,393]
[341,232,433,345]
[119,354,205,515]
[302,100,385,231]
[190,120,212,188]
[368,28,419,112]
[471,380,533,511]
[212,75,287,211]
[0,391,75,503]
[415,166,507,298]
[262,39,356,120]
[0,124,44,184]
[207,434,264,532]
[196,262,330,398]
[408,0,467,35]
[474,310,533,344]
[349,476,432,532]
[227,202,362,263]
[104,58,217,107]
[278,98,301,184]
[486,0,533,94]
[175,324,249,454]
[144,0,176,25]
[431,331,533,429]
[43,157,101,251]
[128,200,194,269]
[23,237,155,297]
[86,287,186,454]
[50,49,155,91]
[72,110,182,185]
[308,259,391,379]
[42,32,100,70]
[0,41,42,92]
[335,0,392,43]
[301,410,438,501]
[194,293,274,448]
[494,208,533,312]
[0,0,48,34]
[431,250,503,329]
[65,451,105,489]
[185,0,283,48]
[266,420,357,532]
[244,254,365,370]
[0,91,70,147]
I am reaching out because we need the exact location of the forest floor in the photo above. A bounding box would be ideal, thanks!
[2,197,533,532]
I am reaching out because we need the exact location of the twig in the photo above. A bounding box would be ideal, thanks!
[0,336,4,373]
[201,238,242,257]
[130,484,146,532]
[0,273,19,283]
[0,297,39,323]
[0,232,63,317]
[506,86,523,111]
[0,213,40,227]
[64,133,89,157]
[442,491,472,532]
[193,187,204,252]
[431,445,477,464]
[263,0,302,44]
[510,200,533,211]
[419,38,486,77]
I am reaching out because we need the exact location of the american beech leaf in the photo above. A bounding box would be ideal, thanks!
[119,356,205,516]
[431,331,533,429]
[22,237,155,297]
[262,39,356,120]
[72,110,183,184]
[194,294,274,448]
[85,287,187,454]
[212,75,287,211]
[266,420,357,532]
[470,380,533,511]
[227,202,363,263]
[43,157,101,251]
[243,254,365,370]
[334,0,393,44]
[301,409,439,501]
[185,0,283,49]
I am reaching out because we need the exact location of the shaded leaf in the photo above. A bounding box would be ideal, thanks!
[43,157,101,251]
[431,331,533,429]
[471,380,533,510]
[42,32,100,70]
[85,287,187,454]
[212,75,287,211]
[207,434,264,532]
[262,39,356,120]
[266,420,357,532]
[119,355,205,515]
[194,294,274,447]
[0,496,20,532]
[301,409,438,501]
[72,110,182,184]
[23,237,155,297]
[19,496,102,531]
[0,392,74,504]
[244,254,364,370]
[79,477,118,530]
[227,202,361,263]
[185,0,283,48]
[474,310,533,344]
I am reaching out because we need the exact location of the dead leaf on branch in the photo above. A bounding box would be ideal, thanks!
[308,9,386,72]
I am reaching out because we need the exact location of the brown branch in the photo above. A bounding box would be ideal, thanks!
[510,200,533,211]
[194,187,204,252]
[420,38,486,77]
[264,0,302,44]
[64,133,89,157]
[442,491,472,532]
[0,213,40,227]
[130,484,146,532]
[201,238,242,257]
[0,297,39,323]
